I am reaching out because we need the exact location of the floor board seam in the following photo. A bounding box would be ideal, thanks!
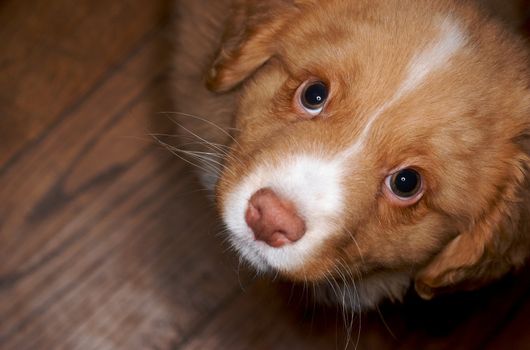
[0,26,163,178]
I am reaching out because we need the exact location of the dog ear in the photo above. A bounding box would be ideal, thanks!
[415,142,530,300]
[206,1,296,92]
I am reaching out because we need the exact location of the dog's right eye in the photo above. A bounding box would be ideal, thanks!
[297,81,329,116]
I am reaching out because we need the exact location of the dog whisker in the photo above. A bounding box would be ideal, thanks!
[161,111,241,147]
[152,136,220,176]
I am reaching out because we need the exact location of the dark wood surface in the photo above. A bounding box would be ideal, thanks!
[1,1,530,349]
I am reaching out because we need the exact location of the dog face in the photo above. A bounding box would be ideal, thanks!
[208,0,530,305]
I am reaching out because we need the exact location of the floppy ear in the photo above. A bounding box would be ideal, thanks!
[206,0,297,92]
[415,142,530,300]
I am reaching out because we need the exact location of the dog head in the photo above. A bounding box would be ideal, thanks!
[207,0,530,305]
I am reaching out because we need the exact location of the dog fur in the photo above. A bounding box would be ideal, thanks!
[173,0,530,309]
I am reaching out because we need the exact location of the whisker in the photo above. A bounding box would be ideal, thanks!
[159,137,241,180]
[152,136,220,177]
[160,111,241,147]
[236,257,247,292]
[338,258,362,350]
[332,262,352,349]
[376,305,397,340]
[176,136,232,153]
[169,117,230,156]
[168,121,247,173]
[344,228,365,265]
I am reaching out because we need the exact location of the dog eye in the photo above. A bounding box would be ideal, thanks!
[300,81,328,115]
[385,168,423,202]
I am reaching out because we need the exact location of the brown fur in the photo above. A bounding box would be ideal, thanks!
[175,0,530,302]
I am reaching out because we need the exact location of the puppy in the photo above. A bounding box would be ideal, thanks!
[174,0,530,309]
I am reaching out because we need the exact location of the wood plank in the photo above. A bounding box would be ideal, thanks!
[0,0,172,168]
[0,34,165,275]
[0,28,247,349]
[178,280,404,350]
[1,1,530,349]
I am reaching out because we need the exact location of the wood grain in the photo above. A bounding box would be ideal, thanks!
[1,1,530,349]
[0,0,172,168]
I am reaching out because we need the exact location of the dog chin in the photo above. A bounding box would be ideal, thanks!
[229,238,412,311]
[313,272,412,311]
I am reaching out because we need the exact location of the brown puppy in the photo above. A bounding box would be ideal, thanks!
[174,0,530,309]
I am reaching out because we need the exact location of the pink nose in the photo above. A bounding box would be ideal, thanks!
[245,188,306,248]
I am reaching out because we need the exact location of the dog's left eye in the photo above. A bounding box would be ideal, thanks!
[384,168,424,206]
[299,81,328,116]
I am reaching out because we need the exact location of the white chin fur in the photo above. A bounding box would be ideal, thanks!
[223,153,345,273]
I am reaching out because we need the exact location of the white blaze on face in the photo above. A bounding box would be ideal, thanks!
[222,16,467,272]
[341,17,467,160]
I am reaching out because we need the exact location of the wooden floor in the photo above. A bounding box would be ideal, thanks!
[1,1,530,349]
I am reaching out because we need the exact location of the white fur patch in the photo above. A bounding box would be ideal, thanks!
[223,154,345,272]
[342,17,467,159]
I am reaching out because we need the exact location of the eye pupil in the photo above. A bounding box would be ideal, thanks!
[391,168,421,198]
[302,82,328,110]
